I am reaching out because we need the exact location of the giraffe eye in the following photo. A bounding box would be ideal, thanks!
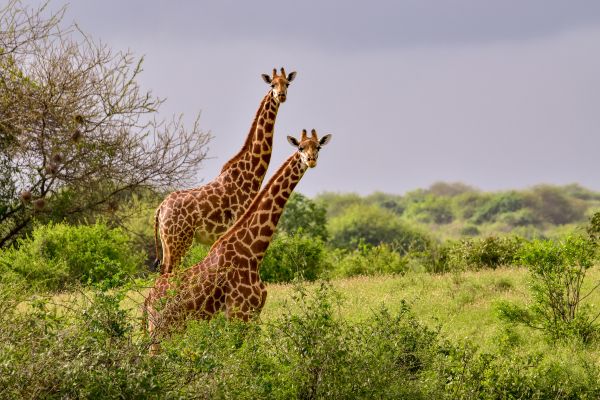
[270,85,275,88]
[317,146,321,150]
[285,84,289,88]
[298,147,303,152]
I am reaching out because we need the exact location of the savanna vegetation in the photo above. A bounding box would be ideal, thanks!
[2,1,600,398]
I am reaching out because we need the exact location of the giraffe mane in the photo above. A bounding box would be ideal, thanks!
[220,92,270,174]
[210,152,298,250]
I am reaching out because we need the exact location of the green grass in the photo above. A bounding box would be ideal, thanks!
[263,266,600,354]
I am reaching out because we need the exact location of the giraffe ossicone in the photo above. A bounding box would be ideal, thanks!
[144,130,332,352]
[153,68,297,275]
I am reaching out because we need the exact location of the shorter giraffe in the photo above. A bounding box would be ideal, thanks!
[144,129,332,347]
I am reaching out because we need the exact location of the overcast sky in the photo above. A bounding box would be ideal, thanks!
[48,1,600,196]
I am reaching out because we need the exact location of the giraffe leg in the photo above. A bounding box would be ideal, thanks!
[167,225,195,272]
[159,221,195,275]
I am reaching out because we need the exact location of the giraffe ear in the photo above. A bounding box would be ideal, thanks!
[319,134,332,146]
[262,74,272,84]
[287,71,297,82]
[287,136,300,147]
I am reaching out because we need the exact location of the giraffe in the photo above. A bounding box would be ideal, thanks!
[154,68,297,275]
[144,129,332,347]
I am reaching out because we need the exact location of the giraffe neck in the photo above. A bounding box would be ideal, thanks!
[220,90,280,187]
[220,152,306,263]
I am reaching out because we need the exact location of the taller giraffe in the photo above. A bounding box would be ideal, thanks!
[154,68,297,275]
[145,130,332,340]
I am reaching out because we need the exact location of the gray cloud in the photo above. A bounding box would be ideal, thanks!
[65,0,600,49]
[40,1,600,195]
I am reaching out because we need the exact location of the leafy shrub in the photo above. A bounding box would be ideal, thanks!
[314,191,362,218]
[496,234,600,341]
[460,225,480,236]
[0,220,145,291]
[275,192,329,240]
[403,195,454,224]
[0,276,196,399]
[452,191,492,220]
[260,229,329,283]
[525,185,585,225]
[364,191,405,215]
[332,240,409,277]
[497,209,536,226]
[450,235,523,270]
[328,203,427,252]
[409,240,455,274]
[181,242,210,269]
[561,183,600,201]
[165,280,440,399]
[470,192,524,224]
[427,338,600,398]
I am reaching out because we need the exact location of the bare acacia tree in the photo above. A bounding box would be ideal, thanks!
[0,1,211,248]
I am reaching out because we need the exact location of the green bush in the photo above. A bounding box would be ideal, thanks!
[0,220,145,291]
[450,235,523,270]
[409,240,455,274]
[364,191,405,215]
[165,280,440,399]
[470,192,524,224]
[426,338,600,398]
[452,191,492,220]
[460,225,480,236]
[497,209,536,226]
[328,203,427,252]
[260,229,329,283]
[181,242,210,269]
[403,195,454,224]
[496,234,600,342]
[275,192,329,241]
[314,191,363,218]
[2,273,600,398]
[0,277,190,399]
[525,185,585,225]
[332,240,409,277]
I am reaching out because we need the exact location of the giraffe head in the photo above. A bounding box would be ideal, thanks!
[287,129,332,168]
[261,68,297,103]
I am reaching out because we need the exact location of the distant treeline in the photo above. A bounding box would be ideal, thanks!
[316,182,600,241]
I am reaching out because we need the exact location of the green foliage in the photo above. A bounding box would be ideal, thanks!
[328,203,427,252]
[497,208,536,226]
[404,195,454,224]
[409,240,454,274]
[0,220,145,291]
[275,192,329,241]
[452,191,492,220]
[460,225,480,236]
[561,183,600,201]
[426,338,600,398]
[497,234,600,341]
[260,229,329,283]
[525,184,585,225]
[315,191,362,218]
[450,235,523,270]
[332,240,409,277]
[363,191,405,215]
[0,277,187,399]
[181,242,210,270]
[165,280,440,398]
[2,269,600,398]
[470,191,524,224]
